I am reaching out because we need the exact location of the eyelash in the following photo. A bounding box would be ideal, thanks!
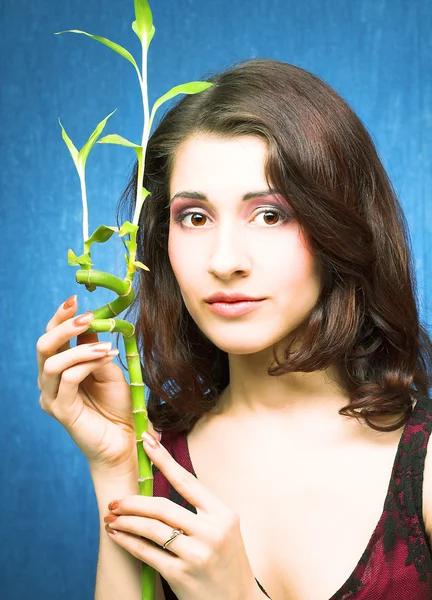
[174,207,293,228]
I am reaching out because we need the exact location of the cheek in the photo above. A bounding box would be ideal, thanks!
[261,232,321,295]
[294,233,322,291]
[168,228,200,297]
[167,229,182,283]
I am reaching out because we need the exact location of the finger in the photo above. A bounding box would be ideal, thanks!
[40,351,118,423]
[108,496,198,535]
[37,296,79,381]
[36,310,95,375]
[59,351,119,414]
[147,421,162,443]
[141,433,225,514]
[45,295,78,332]
[40,340,116,400]
[105,513,189,557]
[104,525,181,582]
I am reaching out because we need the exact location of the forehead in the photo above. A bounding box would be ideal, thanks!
[169,134,270,194]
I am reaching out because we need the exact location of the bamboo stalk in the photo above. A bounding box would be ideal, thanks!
[57,5,214,598]
[75,267,156,600]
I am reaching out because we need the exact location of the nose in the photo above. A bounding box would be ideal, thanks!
[207,223,251,280]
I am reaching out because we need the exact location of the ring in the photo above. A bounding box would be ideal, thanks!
[163,528,184,550]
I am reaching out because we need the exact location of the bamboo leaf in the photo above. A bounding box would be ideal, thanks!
[68,249,93,267]
[78,109,117,170]
[59,119,80,173]
[132,21,140,39]
[98,134,139,148]
[119,221,139,237]
[134,146,143,163]
[153,81,214,113]
[134,260,150,271]
[54,30,141,76]
[149,81,213,131]
[78,253,93,267]
[98,134,143,162]
[68,248,80,266]
[84,225,119,252]
[132,0,155,48]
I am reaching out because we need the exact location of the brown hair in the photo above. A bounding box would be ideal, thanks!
[116,58,432,435]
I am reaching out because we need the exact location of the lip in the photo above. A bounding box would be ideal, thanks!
[207,299,265,317]
[205,292,264,303]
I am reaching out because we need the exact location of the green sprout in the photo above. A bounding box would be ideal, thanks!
[55,1,213,598]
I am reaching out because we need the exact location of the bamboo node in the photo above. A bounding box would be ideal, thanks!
[132,408,148,414]
[126,352,139,358]
[138,476,154,483]
[130,382,145,387]
[108,301,119,316]
[108,318,116,333]
[124,323,136,338]
[119,279,133,297]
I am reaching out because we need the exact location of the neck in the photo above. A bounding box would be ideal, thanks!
[215,350,349,420]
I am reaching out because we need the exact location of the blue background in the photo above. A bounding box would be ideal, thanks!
[1,0,431,598]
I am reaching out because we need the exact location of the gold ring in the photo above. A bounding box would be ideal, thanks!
[162,528,184,550]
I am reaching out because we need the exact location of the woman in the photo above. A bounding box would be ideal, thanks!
[36,59,432,599]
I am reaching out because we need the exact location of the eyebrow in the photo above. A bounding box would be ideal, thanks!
[169,188,281,206]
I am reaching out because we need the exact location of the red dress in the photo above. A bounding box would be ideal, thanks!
[153,394,432,599]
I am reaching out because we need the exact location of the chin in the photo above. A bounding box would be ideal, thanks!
[203,334,276,356]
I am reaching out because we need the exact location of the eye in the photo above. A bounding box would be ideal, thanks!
[176,210,209,227]
[253,208,290,226]
[174,206,292,228]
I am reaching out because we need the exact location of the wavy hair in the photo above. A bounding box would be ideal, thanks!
[116,58,432,435]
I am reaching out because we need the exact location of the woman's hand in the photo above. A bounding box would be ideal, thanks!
[36,295,157,475]
[103,432,263,600]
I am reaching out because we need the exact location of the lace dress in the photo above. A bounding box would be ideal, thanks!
[153,394,432,599]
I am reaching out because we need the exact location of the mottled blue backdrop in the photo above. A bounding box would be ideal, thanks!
[1,0,431,598]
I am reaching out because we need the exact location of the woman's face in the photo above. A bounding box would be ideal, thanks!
[168,133,322,356]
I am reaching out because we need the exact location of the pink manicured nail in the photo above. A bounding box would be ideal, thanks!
[74,312,93,326]
[142,431,159,448]
[63,295,76,310]
[106,349,119,357]
[91,342,112,352]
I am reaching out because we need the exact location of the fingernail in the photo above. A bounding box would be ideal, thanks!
[105,523,117,534]
[142,431,159,448]
[104,515,117,523]
[106,349,119,357]
[74,312,94,326]
[91,342,112,352]
[108,500,119,511]
[63,295,77,310]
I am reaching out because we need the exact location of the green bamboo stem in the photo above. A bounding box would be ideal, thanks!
[75,267,156,600]
[58,7,213,600]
